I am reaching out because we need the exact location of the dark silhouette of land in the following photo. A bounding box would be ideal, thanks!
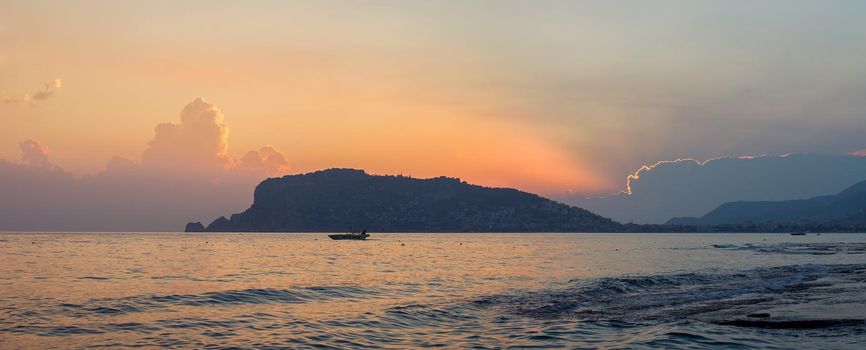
[186,168,866,233]
[667,179,866,230]
[571,154,866,224]
[188,168,620,232]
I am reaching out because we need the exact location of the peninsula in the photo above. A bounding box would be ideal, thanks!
[187,168,621,232]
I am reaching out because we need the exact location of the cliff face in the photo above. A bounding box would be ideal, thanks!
[184,222,205,232]
[189,168,620,232]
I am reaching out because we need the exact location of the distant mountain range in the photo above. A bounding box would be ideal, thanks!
[568,154,866,224]
[187,169,621,232]
[668,180,866,226]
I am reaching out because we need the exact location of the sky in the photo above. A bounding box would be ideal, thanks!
[3,1,866,228]
[573,154,866,223]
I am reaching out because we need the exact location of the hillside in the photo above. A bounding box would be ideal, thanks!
[188,169,621,232]
[667,180,866,226]
[570,154,866,224]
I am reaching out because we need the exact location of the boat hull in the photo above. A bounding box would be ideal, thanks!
[328,234,369,240]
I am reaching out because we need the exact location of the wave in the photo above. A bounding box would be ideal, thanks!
[45,285,381,318]
[718,319,865,329]
[471,263,866,329]
[4,263,865,348]
[712,242,866,255]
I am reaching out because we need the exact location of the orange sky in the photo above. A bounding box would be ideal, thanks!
[3,1,866,198]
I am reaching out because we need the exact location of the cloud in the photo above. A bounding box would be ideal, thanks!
[31,79,63,101]
[567,154,866,224]
[852,148,866,157]
[138,97,291,179]
[141,97,233,176]
[239,146,290,177]
[18,139,51,168]
[0,98,291,231]
[2,79,63,106]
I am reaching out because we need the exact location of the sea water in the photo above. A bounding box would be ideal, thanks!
[1,233,865,349]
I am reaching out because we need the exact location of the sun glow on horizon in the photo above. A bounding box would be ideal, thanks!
[3,1,866,201]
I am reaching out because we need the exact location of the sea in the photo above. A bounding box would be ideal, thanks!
[1,232,865,349]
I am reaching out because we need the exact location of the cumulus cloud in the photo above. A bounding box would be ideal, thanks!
[141,97,233,176]
[239,146,290,177]
[18,139,51,168]
[2,79,63,106]
[568,154,866,224]
[138,97,290,179]
[0,98,291,231]
[852,149,866,157]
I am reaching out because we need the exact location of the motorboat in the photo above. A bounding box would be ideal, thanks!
[329,230,369,240]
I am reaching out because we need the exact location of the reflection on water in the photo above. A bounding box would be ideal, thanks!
[1,233,865,348]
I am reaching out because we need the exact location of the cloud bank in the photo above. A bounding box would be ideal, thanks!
[2,79,62,106]
[4,96,865,230]
[566,154,866,224]
[0,98,289,231]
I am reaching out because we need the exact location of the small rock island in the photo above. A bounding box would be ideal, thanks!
[188,168,620,232]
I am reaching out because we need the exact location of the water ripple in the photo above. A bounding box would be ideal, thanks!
[4,234,866,349]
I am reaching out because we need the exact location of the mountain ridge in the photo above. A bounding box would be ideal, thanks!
[569,154,866,224]
[667,179,866,225]
[189,168,622,232]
